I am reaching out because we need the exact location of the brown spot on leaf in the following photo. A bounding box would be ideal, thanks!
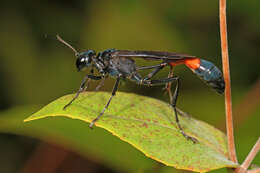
[142,122,148,128]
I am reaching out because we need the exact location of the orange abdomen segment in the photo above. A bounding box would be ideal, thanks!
[168,58,201,70]
[184,58,201,70]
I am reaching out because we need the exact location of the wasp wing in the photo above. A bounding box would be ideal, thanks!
[110,50,195,61]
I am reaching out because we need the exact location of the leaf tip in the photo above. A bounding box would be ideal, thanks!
[23,115,37,122]
[23,117,31,122]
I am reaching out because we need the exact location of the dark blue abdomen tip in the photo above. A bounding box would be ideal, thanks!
[193,59,225,94]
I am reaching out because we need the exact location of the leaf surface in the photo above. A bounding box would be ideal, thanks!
[25,92,238,172]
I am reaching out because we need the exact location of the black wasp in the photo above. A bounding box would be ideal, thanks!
[57,35,225,143]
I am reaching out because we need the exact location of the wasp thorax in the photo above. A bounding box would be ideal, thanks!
[76,50,96,71]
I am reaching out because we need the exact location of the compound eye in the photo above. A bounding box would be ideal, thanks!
[76,57,87,71]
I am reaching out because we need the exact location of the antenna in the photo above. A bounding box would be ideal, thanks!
[56,35,79,56]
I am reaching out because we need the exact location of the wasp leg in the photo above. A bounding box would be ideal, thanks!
[176,107,192,118]
[95,76,107,91]
[164,66,174,104]
[170,77,198,143]
[138,63,173,102]
[89,76,120,128]
[63,74,103,110]
[139,76,198,143]
[137,62,167,71]
[141,76,178,85]
[137,63,167,81]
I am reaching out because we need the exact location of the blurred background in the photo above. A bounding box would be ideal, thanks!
[0,0,259,172]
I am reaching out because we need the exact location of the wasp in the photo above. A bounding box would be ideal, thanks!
[57,35,225,143]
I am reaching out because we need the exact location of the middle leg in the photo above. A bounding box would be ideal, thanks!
[137,62,167,82]
[89,76,120,128]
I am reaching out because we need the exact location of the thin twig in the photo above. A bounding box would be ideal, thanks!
[219,0,238,163]
[236,138,260,173]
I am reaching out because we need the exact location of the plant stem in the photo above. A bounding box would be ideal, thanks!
[236,138,260,173]
[219,0,238,163]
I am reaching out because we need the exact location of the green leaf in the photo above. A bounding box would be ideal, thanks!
[24,92,238,172]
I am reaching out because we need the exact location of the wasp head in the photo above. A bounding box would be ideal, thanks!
[76,50,96,71]
[56,35,96,72]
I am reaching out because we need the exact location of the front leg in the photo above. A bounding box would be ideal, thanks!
[63,74,103,110]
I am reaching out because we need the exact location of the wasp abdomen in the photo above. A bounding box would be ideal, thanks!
[190,59,225,94]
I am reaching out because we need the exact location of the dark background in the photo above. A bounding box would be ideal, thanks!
[0,0,259,173]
